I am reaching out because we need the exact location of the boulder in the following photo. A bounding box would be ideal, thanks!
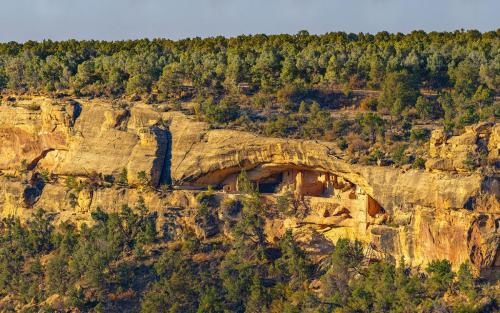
[426,122,498,172]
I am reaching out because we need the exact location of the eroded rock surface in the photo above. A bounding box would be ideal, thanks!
[0,98,168,186]
[426,122,499,172]
[0,97,498,272]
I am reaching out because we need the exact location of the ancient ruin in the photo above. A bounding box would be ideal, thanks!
[0,97,498,274]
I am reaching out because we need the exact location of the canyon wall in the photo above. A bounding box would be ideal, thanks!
[0,97,498,272]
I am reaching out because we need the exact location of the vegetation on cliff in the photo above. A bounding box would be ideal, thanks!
[0,190,497,312]
[0,30,498,167]
[0,30,498,312]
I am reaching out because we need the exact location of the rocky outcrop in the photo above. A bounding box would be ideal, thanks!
[0,98,168,186]
[426,122,499,172]
[164,111,491,213]
[0,96,498,272]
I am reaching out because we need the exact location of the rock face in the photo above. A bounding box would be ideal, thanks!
[0,98,168,186]
[164,111,491,213]
[0,97,498,273]
[426,122,499,172]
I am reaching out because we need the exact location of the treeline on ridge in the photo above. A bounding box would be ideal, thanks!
[0,30,497,122]
[0,30,498,169]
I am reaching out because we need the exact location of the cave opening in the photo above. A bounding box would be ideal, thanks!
[198,166,384,213]
[257,173,283,194]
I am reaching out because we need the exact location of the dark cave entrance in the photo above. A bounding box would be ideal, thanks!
[257,173,283,194]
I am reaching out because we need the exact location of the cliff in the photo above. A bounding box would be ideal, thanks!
[0,97,498,273]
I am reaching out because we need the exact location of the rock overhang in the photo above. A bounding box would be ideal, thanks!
[0,97,498,271]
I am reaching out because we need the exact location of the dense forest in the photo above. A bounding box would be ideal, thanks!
[0,181,497,313]
[0,30,498,97]
[0,30,498,168]
[0,30,498,122]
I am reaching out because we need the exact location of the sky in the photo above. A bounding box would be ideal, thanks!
[0,0,498,42]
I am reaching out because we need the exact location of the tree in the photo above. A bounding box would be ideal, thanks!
[426,51,449,89]
[368,55,385,88]
[225,51,249,91]
[456,262,476,301]
[5,56,27,91]
[71,59,98,92]
[276,84,304,110]
[472,85,494,107]
[45,253,70,295]
[203,97,241,124]
[26,208,54,254]
[358,112,385,143]
[391,144,410,166]
[438,91,456,131]
[118,168,128,187]
[275,229,312,289]
[0,59,7,91]
[219,240,258,311]
[323,239,364,305]
[252,48,282,91]
[457,104,480,127]
[126,74,151,95]
[236,170,255,194]
[425,260,455,298]
[104,66,127,96]
[244,275,269,313]
[141,272,198,313]
[40,55,70,92]
[415,96,443,120]
[156,63,183,100]
[298,101,308,114]
[301,102,333,139]
[137,170,149,187]
[379,70,420,116]
[479,59,499,93]
[449,59,479,99]
[331,239,364,274]
[279,57,298,85]
[325,54,347,85]
[264,115,294,137]
[196,287,223,313]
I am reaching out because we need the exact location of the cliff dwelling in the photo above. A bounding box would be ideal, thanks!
[193,165,386,228]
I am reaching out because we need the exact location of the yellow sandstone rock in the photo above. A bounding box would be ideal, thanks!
[0,96,497,271]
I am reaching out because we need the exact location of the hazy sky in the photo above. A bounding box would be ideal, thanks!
[1,0,498,42]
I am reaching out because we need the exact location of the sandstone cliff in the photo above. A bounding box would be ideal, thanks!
[0,97,498,273]
[0,97,168,186]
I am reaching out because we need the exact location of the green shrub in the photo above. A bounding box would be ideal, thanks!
[415,96,443,120]
[118,168,128,187]
[337,138,348,150]
[412,157,426,169]
[391,144,410,166]
[38,169,51,183]
[457,262,476,300]
[196,186,218,209]
[137,170,149,186]
[463,152,479,170]
[203,97,241,124]
[425,259,455,298]
[68,192,78,208]
[410,128,431,142]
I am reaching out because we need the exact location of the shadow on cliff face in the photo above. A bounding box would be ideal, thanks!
[23,173,46,207]
[27,149,54,171]
[482,176,500,203]
[159,129,172,186]
[66,99,83,128]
